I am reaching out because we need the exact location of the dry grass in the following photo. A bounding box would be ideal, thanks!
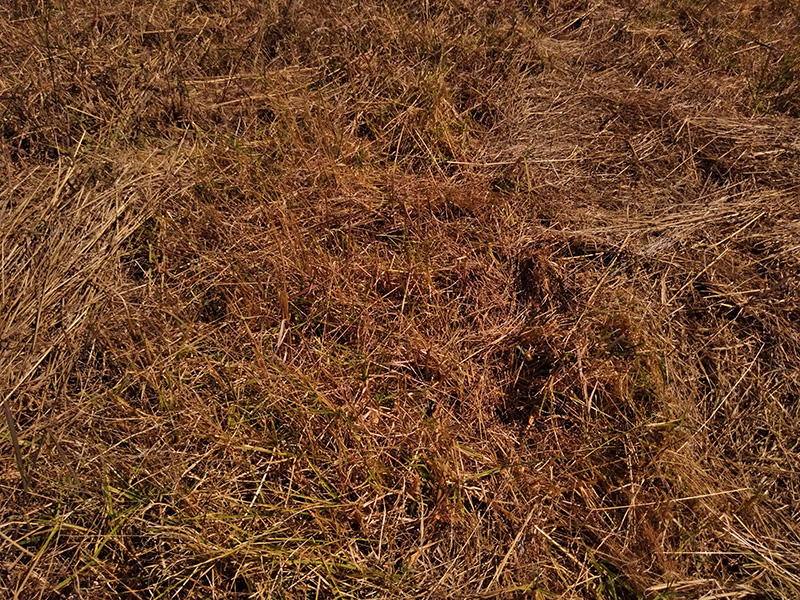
[2,0,800,598]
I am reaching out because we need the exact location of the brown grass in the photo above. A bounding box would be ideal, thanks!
[2,0,800,598]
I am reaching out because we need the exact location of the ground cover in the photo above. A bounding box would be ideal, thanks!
[1,1,799,597]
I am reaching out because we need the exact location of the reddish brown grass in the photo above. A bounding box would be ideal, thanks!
[2,1,800,598]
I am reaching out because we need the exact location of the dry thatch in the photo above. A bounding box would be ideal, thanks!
[1,0,799,598]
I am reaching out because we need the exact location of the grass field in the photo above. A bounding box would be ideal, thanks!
[2,1,800,598]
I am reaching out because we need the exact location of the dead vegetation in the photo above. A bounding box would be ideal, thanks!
[1,0,799,598]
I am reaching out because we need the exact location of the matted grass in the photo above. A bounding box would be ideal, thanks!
[1,1,799,598]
